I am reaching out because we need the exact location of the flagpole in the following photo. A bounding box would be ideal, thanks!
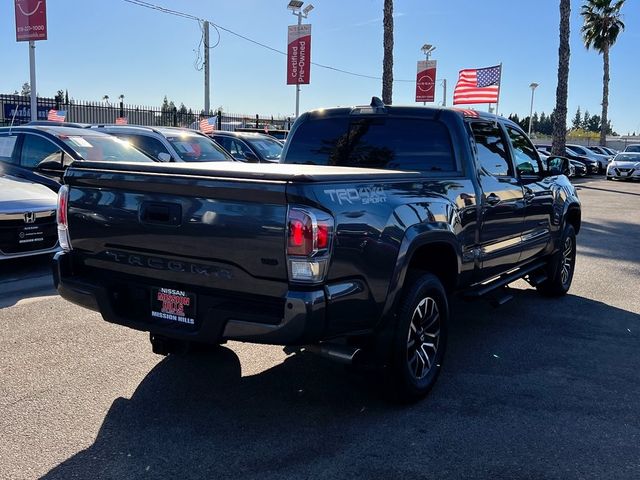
[495,62,503,120]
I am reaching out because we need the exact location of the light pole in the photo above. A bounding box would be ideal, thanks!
[420,44,436,106]
[288,0,313,118]
[528,82,539,137]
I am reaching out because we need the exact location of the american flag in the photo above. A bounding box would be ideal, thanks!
[115,117,128,125]
[199,117,216,134]
[453,65,501,105]
[47,109,67,122]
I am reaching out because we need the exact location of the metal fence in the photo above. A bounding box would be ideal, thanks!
[0,94,293,132]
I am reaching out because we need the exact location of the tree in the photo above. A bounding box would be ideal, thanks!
[572,107,582,129]
[382,0,394,105]
[581,0,625,146]
[582,110,591,130]
[587,114,602,132]
[551,0,571,156]
[20,82,31,96]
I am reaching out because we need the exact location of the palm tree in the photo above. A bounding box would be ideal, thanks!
[551,0,571,157]
[581,0,625,146]
[382,0,394,104]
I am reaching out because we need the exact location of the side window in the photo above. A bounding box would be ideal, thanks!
[116,134,170,161]
[0,135,18,164]
[506,126,541,176]
[470,122,512,176]
[20,134,62,169]
[221,138,251,160]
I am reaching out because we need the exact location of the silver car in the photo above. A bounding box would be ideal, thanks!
[606,153,640,181]
[0,175,59,259]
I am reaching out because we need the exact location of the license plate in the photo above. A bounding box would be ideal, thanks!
[17,225,44,245]
[151,288,196,326]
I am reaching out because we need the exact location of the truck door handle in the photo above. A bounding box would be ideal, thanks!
[524,188,535,202]
[486,193,501,206]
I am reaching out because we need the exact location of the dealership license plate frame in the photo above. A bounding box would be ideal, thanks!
[150,287,197,326]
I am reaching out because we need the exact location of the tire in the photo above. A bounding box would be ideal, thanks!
[376,273,448,402]
[537,224,576,297]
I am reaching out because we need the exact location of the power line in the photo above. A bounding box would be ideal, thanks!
[123,0,413,83]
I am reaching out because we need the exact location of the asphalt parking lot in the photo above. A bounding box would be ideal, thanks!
[1,177,638,480]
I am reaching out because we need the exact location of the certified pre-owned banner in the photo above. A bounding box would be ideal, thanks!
[416,60,437,102]
[287,24,311,85]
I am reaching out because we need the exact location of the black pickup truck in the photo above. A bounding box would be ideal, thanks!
[53,99,581,401]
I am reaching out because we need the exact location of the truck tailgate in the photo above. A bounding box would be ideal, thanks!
[64,163,289,295]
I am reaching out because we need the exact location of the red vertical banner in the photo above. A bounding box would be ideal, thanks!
[14,0,48,42]
[416,60,437,102]
[287,24,312,85]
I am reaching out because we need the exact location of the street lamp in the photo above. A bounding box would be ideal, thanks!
[288,0,314,118]
[421,44,436,60]
[528,82,539,137]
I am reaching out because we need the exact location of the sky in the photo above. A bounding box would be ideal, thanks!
[2,0,639,133]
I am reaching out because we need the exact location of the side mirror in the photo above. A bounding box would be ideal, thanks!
[37,159,64,172]
[244,150,259,163]
[546,156,570,176]
[157,152,172,162]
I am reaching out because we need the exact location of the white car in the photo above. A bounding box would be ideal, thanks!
[606,153,640,181]
[0,175,59,259]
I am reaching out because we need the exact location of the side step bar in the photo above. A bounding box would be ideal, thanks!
[464,260,547,299]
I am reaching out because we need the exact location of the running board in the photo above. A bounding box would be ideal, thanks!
[464,260,547,299]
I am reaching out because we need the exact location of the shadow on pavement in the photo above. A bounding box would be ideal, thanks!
[42,290,640,479]
[578,219,640,266]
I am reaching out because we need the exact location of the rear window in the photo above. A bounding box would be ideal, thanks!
[59,135,154,163]
[283,117,456,172]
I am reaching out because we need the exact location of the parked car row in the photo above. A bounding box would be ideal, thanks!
[0,123,285,193]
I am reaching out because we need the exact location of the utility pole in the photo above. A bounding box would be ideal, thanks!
[204,21,210,116]
[528,82,539,137]
[29,41,37,121]
[442,79,447,106]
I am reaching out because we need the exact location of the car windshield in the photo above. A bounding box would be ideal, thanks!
[165,134,232,162]
[615,153,640,162]
[625,145,640,153]
[58,135,154,162]
[246,136,283,161]
[567,145,587,155]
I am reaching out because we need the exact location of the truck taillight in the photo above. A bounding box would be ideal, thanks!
[286,207,334,284]
[57,185,72,251]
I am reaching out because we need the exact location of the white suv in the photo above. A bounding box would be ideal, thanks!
[91,125,234,163]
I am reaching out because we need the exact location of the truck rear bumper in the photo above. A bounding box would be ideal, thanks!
[53,252,327,346]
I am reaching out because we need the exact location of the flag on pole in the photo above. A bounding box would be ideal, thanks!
[115,117,128,125]
[199,117,216,134]
[453,65,501,105]
[47,109,66,122]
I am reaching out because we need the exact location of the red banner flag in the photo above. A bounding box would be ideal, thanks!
[14,0,47,42]
[287,24,311,85]
[416,60,437,103]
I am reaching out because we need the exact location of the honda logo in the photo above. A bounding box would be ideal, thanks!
[24,212,36,224]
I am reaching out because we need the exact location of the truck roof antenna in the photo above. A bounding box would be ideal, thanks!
[370,97,384,108]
